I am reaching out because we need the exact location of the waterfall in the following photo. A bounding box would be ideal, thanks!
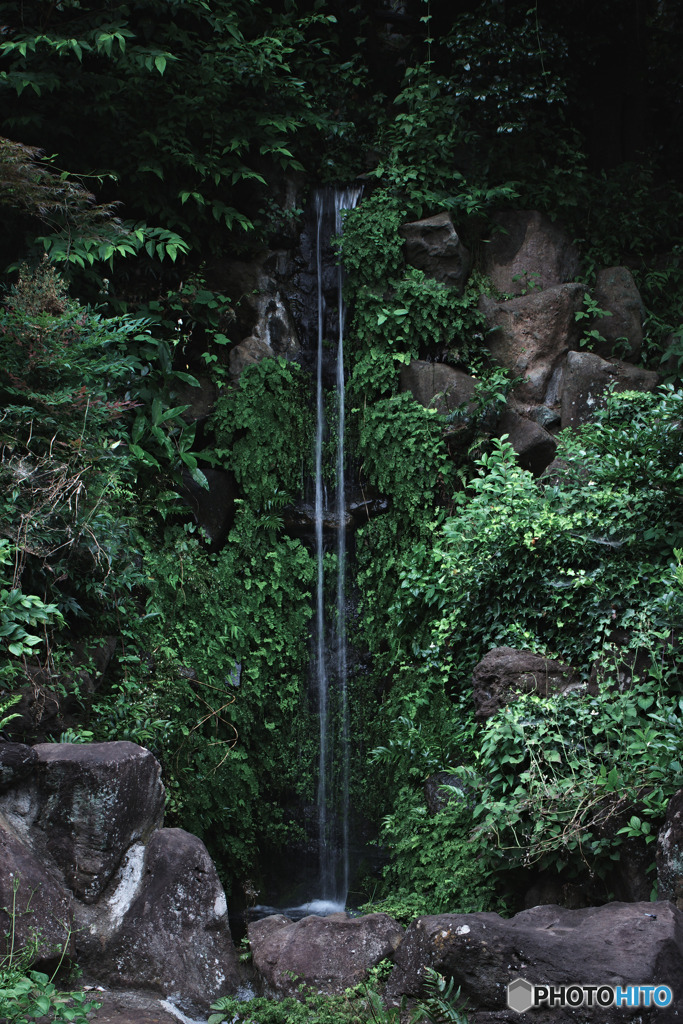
[313,185,361,907]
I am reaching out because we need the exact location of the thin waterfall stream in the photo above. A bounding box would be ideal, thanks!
[313,185,361,910]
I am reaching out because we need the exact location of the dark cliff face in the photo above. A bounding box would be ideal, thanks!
[292,187,356,387]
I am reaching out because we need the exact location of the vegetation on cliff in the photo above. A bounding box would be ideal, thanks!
[1,0,682,925]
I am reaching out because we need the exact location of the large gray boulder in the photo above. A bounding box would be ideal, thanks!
[591,267,644,361]
[91,828,240,1015]
[560,351,659,428]
[0,821,74,962]
[657,789,683,910]
[480,283,584,403]
[29,742,165,903]
[399,213,471,293]
[484,211,580,296]
[0,742,241,1014]
[248,912,403,996]
[0,742,37,792]
[472,647,582,722]
[386,902,683,1022]
[399,361,478,416]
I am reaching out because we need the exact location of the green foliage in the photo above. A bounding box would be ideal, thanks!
[0,261,193,627]
[339,191,405,288]
[415,969,469,1024]
[0,0,368,272]
[133,506,317,874]
[208,970,469,1024]
[0,540,62,658]
[0,967,100,1024]
[212,357,313,507]
[470,681,683,880]
[574,291,613,350]
[372,786,494,917]
[371,387,683,902]
[0,135,187,274]
[356,395,452,517]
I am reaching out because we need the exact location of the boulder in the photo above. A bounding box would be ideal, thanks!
[399,361,478,416]
[92,828,240,1015]
[560,351,659,428]
[399,213,471,293]
[472,648,582,722]
[484,211,580,296]
[657,789,683,910]
[480,283,584,403]
[386,902,683,1022]
[0,742,38,792]
[31,742,165,903]
[0,820,74,962]
[423,772,470,817]
[248,911,403,996]
[496,409,557,477]
[591,267,644,361]
[0,742,242,1013]
[229,335,276,378]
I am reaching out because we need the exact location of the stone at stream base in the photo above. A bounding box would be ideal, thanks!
[399,213,471,293]
[472,647,582,722]
[496,408,557,477]
[657,789,683,910]
[90,828,240,1015]
[385,902,683,1023]
[560,350,659,428]
[483,211,581,296]
[248,912,404,996]
[480,283,584,403]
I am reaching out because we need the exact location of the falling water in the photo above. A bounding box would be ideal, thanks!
[313,185,361,906]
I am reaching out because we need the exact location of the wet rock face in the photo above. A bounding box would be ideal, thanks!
[480,283,584,403]
[495,408,557,477]
[0,824,74,962]
[560,351,659,428]
[657,789,683,910]
[399,361,478,416]
[215,251,301,380]
[483,210,581,296]
[592,266,644,361]
[386,902,683,1023]
[248,911,404,996]
[399,212,471,293]
[472,647,582,722]
[31,742,165,903]
[0,742,37,791]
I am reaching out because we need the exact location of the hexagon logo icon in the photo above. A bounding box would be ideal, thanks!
[508,977,534,1013]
